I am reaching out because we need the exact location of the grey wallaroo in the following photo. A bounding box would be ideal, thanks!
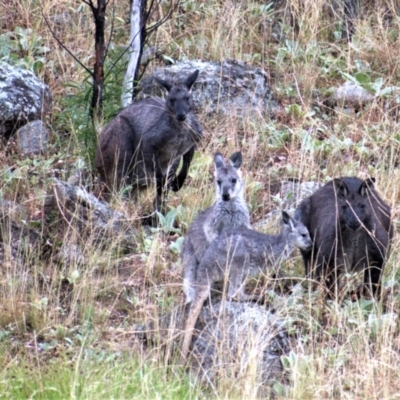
[96,70,203,218]
[180,211,312,362]
[296,177,393,298]
[182,151,251,304]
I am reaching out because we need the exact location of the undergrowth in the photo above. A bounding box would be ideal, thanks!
[1,0,400,398]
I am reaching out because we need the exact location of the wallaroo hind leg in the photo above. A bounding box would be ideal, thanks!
[171,147,195,192]
[363,263,383,299]
[180,288,210,363]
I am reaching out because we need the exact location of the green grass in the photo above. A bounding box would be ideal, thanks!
[0,347,198,399]
[1,0,400,398]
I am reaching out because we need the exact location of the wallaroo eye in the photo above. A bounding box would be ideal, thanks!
[217,180,222,186]
[301,233,308,238]
[360,204,366,209]
[184,96,190,101]
[342,205,347,210]
[231,178,237,184]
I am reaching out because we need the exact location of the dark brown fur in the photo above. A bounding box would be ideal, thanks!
[96,70,202,214]
[296,177,393,298]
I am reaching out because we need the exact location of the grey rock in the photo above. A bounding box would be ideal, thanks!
[255,180,322,229]
[55,243,87,266]
[280,180,323,209]
[0,198,29,223]
[0,212,42,269]
[138,300,288,392]
[17,120,49,155]
[138,59,276,117]
[44,178,137,254]
[0,62,52,137]
[332,81,374,107]
[190,301,289,389]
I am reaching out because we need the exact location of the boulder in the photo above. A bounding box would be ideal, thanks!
[323,81,375,114]
[0,62,52,137]
[43,178,137,256]
[255,180,322,229]
[0,199,42,269]
[138,59,277,117]
[280,180,323,209]
[17,120,49,155]
[138,300,289,392]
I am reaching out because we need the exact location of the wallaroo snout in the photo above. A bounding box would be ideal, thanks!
[182,151,250,304]
[180,210,311,362]
[96,70,203,220]
[296,177,393,299]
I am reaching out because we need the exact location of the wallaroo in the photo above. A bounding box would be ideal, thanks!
[296,177,393,299]
[96,70,203,219]
[180,211,312,362]
[182,151,251,304]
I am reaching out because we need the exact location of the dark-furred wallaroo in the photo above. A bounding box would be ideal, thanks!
[96,70,203,219]
[296,177,393,299]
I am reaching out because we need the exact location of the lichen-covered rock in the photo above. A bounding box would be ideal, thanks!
[138,59,276,117]
[43,178,137,255]
[190,301,289,389]
[323,81,375,113]
[0,200,42,269]
[17,120,49,155]
[255,180,322,229]
[138,300,289,392]
[0,62,52,137]
[280,180,323,209]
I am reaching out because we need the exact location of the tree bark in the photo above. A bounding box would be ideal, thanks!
[122,0,147,107]
[88,0,107,118]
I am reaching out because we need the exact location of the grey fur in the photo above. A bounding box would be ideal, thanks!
[296,176,393,298]
[182,151,251,303]
[181,211,312,362]
[96,70,203,213]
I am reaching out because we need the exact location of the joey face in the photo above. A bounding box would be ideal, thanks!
[294,221,313,250]
[282,211,312,250]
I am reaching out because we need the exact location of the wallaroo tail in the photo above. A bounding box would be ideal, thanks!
[180,211,312,362]
[96,70,203,218]
[296,177,393,299]
[182,151,250,304]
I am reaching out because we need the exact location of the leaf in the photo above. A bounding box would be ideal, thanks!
[68,270,80,284]
[354,72,371,85]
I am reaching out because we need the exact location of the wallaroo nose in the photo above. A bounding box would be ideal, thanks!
[348,220,361,231]
[222,193,231,201]
[176,113,187,121]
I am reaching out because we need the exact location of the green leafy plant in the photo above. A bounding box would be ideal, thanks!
[151,205,186,235]
[0,27,50,74]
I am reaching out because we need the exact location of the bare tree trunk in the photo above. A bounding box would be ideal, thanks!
[122,0,146,107]
[89,0,107,118]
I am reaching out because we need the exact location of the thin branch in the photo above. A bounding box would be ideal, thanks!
[41,9,93,77]
[105,0,116,59]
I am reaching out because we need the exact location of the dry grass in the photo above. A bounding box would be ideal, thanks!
[1,0,400,398]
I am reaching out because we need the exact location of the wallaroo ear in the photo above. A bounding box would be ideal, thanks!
[333,178,349,198]
[185,70,200,91]
[294,207,302,221]
[359,177,375,197]
[229,152,242,169]
[282,211,293,227]
[214,153,226,169]
[154,76,172,92]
